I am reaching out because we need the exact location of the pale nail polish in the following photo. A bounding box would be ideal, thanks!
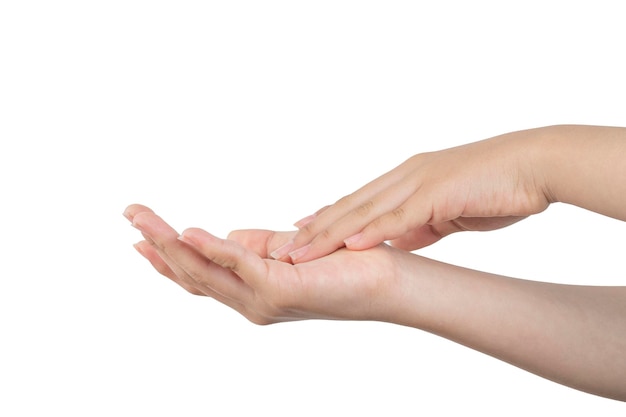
[132,242,144,254]
[177,234,192,245]
[344,233,363,247]
[294,214,316,229]
[270,240,294,260]
[131,217,143,231]
[288,244,311,262]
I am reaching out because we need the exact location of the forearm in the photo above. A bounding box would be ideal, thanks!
[537,124,626,221]
[387,252,626,401]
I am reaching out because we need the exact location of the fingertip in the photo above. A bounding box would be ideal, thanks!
[133,240,169,273]
[287,244,310,263]
[270,239,294,260]
[293,214,316,229]
[226,229,244,241]
[133,240,149,257]
[179,227,216,246]
[343,232,363,248]
[314,205,331,216]
[130,211,147,229]
[343,231,386,251]
[293,205,332,228]
[130,210,156,231]
[123,204,154,222]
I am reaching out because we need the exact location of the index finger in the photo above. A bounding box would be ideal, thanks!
[285,159,417,263]
[132,211,254,300]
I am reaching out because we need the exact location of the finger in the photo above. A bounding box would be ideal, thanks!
[147,231,292,325]
[289,160,414,252]
[123,203,155,222]
[134,239,175,280]
[289,176,418,263]
[347,192,434,251]
[133,211,253,301]
[139,239,254,317]
[129,210,269,319]
[227,229,295,259]
[293,205,331,229]
[178,227,267,288]
[388,225,446,251]
[134,240,205,296]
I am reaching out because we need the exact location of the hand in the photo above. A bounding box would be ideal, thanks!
[124,204,404,324]
[123,204,626,400]
[283,127,552,263]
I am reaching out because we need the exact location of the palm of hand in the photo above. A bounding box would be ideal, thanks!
[265,237,398,323]
[127,204,400,325]
[216,229,399,324]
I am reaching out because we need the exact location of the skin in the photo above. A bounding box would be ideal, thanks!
[284,125,626,263]
[124,124,626,400]
[124,204,626,401]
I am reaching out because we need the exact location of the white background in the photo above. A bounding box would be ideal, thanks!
[1,1,625,415]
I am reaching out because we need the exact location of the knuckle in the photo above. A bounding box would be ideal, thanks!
[299,221,317,237]
[159,241,178,259]
[314,205,331,215]
[222,257,240,272]
[182,283,204,296]
[319,228,333,241]
[183,265,204,284]
[368,215,385,231]
[153,262,172,277]
[206,241,242,272]
[354,200,375,217]
[335,194,354,207]
[391,207,405,220]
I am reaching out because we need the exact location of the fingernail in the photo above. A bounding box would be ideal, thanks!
[294,214,316,229]
[177,234,193,245]
[344,232,363,247]
[123,209,133,222]
[131,216,150,236]
[133,241,146,256]
[131,218,143,231]
[288,244,310,262]
[270,240,294,260]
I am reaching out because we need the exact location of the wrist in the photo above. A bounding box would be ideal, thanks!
[379,249,451,330]
[533,124,626,220]
[519,125,566,205]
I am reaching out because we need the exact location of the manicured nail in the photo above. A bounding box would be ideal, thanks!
[133,241,146,256]
[344,233,363,247]
[177,234,193,245]
[294,214,316,229]
[131,217,143,231]
[288,244,310,262]
[270,240,294,260]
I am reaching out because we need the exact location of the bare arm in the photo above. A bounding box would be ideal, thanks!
[284,125,626,263]
[389,251,626,401]
[539,124,626,222]
[125,204,626,401]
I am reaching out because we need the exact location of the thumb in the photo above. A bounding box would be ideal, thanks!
[179,227,266,286]
[226,229,296,260]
